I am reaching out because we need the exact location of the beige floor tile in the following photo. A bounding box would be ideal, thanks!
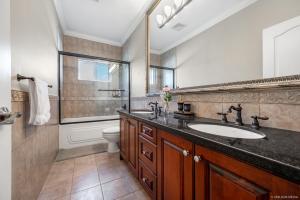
[39,152,148,200]
[45,169,74,186]
[116,190,150,200]
[50,159,75,174]
[124,174,143,192]
[71,170,100,193]
[74,165,98,177]
[56,196,71,200]
[71,186,103,200]
[133,190,151,200]
[101,177,136,200]
[98,160,130,184]
[94,152,119,165]
[75,154,96,166]
[38,179,72,200]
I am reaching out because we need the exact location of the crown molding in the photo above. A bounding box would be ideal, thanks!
[64,31,122,47]
[158,0,259,54]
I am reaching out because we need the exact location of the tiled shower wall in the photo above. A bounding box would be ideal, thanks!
[131,88,300,132]
[62,36,125,118]
[11,90,59,200]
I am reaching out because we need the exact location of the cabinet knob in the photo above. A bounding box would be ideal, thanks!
[194,155,202,162]
[182,150,189,157]
[142,177,148,183]
[142,150,147,155]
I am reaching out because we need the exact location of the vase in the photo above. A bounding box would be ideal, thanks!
[164,101,170,115]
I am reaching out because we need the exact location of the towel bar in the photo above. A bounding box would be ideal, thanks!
[17,74,53,88]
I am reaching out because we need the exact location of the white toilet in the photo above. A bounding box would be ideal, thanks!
[102,126,120,153]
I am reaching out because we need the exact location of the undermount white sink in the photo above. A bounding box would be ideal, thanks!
[131,111,153,114]
[188,124,265,139]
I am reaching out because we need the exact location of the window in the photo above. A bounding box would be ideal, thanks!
[78,59,113,82]
[95,63,109,81]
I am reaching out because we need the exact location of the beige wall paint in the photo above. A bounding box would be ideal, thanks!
[170,0,300,88]
[11,0,62,95]
[122,18,147,97]
[150,53,161,66]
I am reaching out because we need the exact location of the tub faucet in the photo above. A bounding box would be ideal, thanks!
[228,104,244,126]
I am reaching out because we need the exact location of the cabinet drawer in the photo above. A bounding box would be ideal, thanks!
[139,160,157,200]
[139,122,157,144]
[139,136,157,173]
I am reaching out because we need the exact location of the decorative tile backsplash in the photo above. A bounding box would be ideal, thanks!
[131,88,300,132]
[11,90,59,200]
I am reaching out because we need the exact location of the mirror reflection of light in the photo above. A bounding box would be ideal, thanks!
[109,63,119,73]
[156,14,166,26]
[174,0,183,9]
[164,5,173,18]
[156,0,192,28]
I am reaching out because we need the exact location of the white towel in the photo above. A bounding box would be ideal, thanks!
[28,78,51,125]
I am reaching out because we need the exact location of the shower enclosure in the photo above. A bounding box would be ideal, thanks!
[58,51,130,124]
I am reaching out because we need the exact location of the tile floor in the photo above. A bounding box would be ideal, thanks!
[38,152,150,200]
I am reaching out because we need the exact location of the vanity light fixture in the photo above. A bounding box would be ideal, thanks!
[156,14,166,27]
[156,0,192,29]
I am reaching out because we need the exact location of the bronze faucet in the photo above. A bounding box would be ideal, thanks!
[228,104,244,126]
[148,101,162,118]
[251,115,269,130]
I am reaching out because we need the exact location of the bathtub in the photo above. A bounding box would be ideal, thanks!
[59,115,120,149]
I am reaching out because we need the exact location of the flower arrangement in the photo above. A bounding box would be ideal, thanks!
[161,85,172,114]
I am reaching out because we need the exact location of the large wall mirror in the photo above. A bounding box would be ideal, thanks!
[147,0,300,94]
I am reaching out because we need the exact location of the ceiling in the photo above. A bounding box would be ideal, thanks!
[150,0,258,54]
[54,0,154,46]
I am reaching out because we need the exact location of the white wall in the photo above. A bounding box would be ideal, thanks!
[169,0,300,88]
[11,0,62,95]
[0,0,12,198]
[122,18,147,97]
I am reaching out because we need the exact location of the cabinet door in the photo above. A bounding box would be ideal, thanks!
[209,164,268,200]
[157,130,193,200]
[195,145,268,200]
[120,117,128,161]
[195,145,300,200]
[127,118,139,176]
[194,147,208,200]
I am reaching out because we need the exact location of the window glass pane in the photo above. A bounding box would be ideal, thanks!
[95,63,109,81]
[78,59,111,82]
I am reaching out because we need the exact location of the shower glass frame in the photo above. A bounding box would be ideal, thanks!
[58,51,131,125]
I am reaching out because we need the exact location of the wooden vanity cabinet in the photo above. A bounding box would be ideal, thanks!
[119,114,300,200]
[120,116,128,161]
[194,145,300,200]
[157,130,193,200]
[119,116,139,176]
[138,122,158,199]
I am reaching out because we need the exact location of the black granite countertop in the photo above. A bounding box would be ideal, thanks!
[118,110,300,184]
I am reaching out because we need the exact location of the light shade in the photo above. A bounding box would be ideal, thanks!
[174,0,183,9]
[156,14,166,26]
[164,5,173,18]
